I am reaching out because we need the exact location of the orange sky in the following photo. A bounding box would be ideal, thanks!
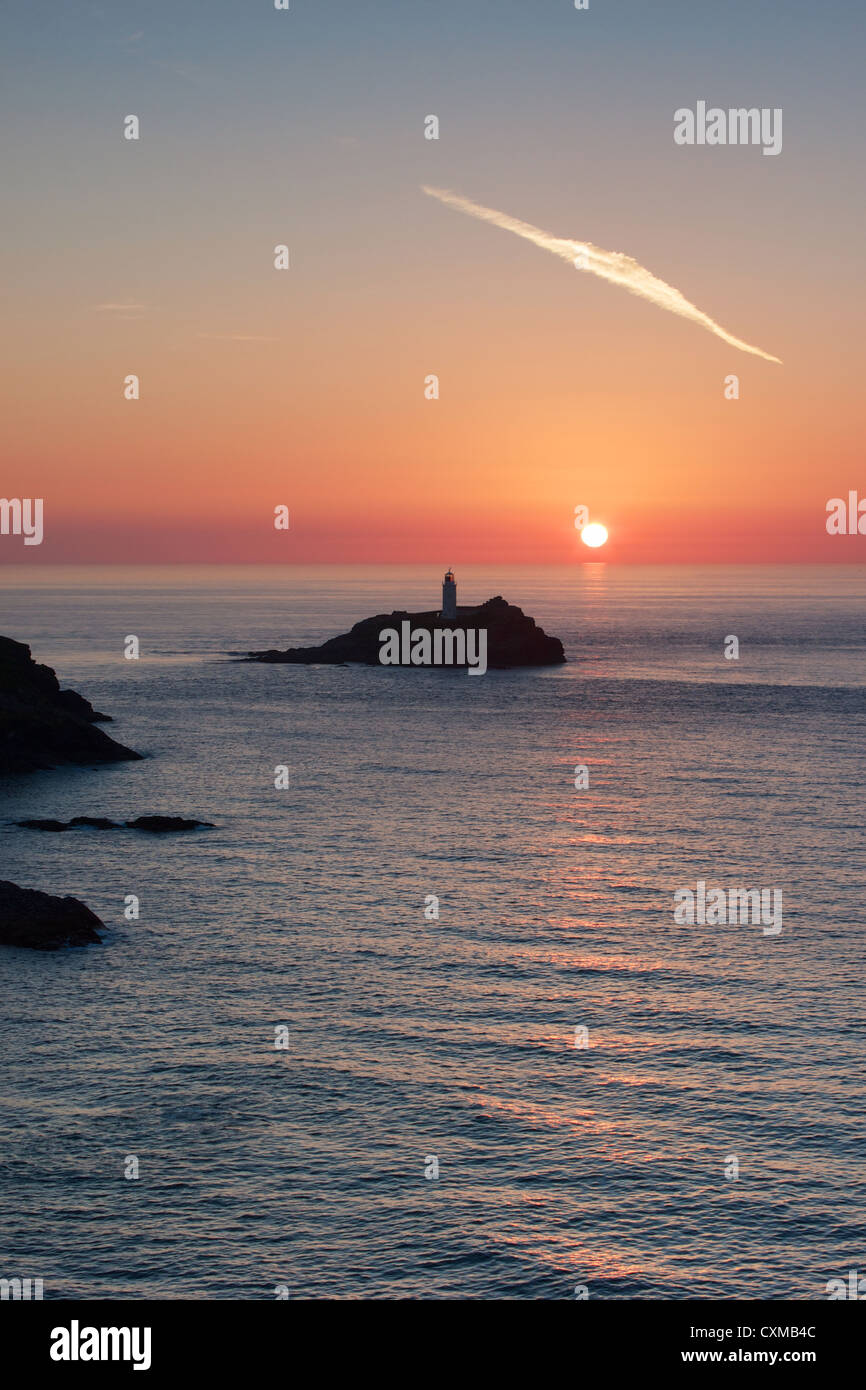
[2,1,864,563]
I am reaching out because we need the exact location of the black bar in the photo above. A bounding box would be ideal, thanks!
[4,1300,860,1376]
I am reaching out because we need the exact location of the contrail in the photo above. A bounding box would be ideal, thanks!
[422,185,781,364]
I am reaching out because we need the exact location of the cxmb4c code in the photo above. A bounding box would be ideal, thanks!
[691,1326,816,1340]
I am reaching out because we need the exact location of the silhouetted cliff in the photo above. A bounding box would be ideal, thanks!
[0,635,141,775]
[0,880,104,950]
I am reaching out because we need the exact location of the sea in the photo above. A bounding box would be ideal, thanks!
[0,564,864,1300]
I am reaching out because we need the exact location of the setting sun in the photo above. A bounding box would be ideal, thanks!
[581,522,609,548]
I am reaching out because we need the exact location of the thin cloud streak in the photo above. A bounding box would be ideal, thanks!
[422,186,781,364]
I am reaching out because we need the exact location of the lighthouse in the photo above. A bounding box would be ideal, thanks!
[441,568,457,619]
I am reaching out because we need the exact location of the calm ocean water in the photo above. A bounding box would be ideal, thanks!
[0,564,864,1300]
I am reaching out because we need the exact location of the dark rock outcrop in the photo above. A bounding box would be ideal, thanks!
[16,816,213,833]
[245,596,566,669]
[0,635,141,775]
[16,819,71,832]
[0,879,104,950]
[125,816,213,833]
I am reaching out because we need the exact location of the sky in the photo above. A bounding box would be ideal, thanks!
[2,0,865,563]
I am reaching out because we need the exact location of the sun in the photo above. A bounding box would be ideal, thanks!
[580,522,609,549]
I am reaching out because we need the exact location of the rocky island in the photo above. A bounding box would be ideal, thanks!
[0,635,141,776]
[246,580,566,671]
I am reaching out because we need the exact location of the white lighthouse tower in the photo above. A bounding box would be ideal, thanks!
[441,568,457,619]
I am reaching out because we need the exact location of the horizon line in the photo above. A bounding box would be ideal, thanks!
[1,559,864,570]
